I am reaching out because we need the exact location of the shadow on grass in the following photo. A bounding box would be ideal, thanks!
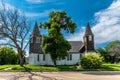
[22,66,32,72]
[56,65,76,71]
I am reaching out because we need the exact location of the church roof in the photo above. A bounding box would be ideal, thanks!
[32,22,41,36]
[69,41,83,53]
[84,23,93,36]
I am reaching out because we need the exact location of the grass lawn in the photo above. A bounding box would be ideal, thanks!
[0,63,120,72]
[100,63,120,71]
[0,64,75,72]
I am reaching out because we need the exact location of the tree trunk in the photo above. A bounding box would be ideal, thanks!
[111,56,115,64]
[18,50,24,66]
[53,59,57,67]
[19,55,24,66]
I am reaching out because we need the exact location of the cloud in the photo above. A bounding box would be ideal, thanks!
[0,38,9,44]
[67,0,120,45]
[67,27,85,42]
[0,2,59,18]
[25,9,59,17]
[26,0,55,4]
[93,0,120,44]
[26,0,43,3]
[0,2,16,10]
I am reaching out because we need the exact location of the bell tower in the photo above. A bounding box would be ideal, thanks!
[83,23,94,52]
[29,22,42,54]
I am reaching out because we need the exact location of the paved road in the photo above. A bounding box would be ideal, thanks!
[0,71,120,80]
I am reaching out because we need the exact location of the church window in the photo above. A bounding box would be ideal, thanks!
[89,35,92,41]
[43,54,45,61]
[37,54,39,61]
[67,54,72,61]
[70,54,72,60]
[36,37,40,43]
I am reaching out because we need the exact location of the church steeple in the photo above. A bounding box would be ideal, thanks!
[29,22,42,54]
[84,23,93,36]
[83,23,94,52]
[32,22,41,37]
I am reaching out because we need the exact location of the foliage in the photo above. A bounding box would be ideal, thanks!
[80,52,103,69]
[108,45,120,63]
[105,40,120,63]
[97,40,120,63]
[97,48,110,62]
[40,11,76,66]
[0,47,19,65]
[0,3,30,66]
[105,40,120,51]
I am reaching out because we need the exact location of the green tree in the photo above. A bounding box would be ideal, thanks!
[0,47,19,65]
[108,44,120,63]
[40,11,76,66]
[105,40,120,63]
[105,40,120,51]
[97,48,110,62]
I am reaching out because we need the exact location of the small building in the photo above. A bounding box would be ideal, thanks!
[29,22,95,65]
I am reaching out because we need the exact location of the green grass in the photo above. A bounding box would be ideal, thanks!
[0,64,75,72]
[100,63,120,71]
[0,63,120,72]
[0,65,12,70]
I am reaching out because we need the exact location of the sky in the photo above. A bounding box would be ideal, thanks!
[1,0,120,54]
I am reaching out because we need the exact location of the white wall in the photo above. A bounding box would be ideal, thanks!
[29,53,81,65]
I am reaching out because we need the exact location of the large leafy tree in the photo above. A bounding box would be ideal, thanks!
[105,40,120,63]
[105,40,120,51]
[0,3,30,66]
[40,11,76,66]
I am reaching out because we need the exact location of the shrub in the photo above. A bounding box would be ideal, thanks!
[80,52,103,69]
[0,47,19,65]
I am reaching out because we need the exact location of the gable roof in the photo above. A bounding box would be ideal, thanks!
[69,41,83,53]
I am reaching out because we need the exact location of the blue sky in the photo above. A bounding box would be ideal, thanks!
[1,0,120,52]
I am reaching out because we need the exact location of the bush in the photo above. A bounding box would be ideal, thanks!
[0,47,19,65]
[80,52,103,69]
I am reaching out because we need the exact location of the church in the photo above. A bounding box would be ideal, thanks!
[29,23,95,65]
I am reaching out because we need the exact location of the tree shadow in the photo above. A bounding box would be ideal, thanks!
[12,66,62,80]
[27,71,61,80]
[81,71,120,75]
[22,66,32,72]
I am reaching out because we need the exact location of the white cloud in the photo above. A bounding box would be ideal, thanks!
[0,2,16,10]
[0,2,59,18]
[0,38,9,44]
[26,0,43,3]
[67,27,85,42]
[26,0,52,4]
[25,9,59,17]
[67,0,120,45]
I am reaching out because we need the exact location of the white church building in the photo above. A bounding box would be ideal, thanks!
[29,22,95,65]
